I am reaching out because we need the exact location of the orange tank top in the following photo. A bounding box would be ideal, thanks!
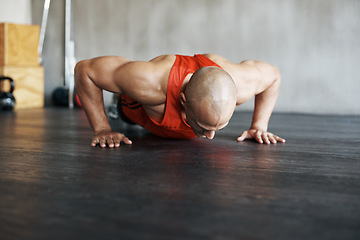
[120,54,222,139]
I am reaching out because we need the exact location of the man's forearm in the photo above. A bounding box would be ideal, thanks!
[250,75,281,131]
[75,62,112,134]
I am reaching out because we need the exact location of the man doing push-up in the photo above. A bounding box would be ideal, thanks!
[75,53,286,147]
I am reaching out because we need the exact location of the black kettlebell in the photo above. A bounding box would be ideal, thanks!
[0,76,16,110]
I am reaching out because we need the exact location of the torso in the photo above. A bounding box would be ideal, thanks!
[142,54,259,122]
[141,55,176,122]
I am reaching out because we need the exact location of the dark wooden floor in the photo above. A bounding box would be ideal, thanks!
[0,108,359,240]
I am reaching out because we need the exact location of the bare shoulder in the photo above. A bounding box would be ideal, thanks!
[203,54,280,104]
[240,60,281,92]
[114,55,176,105]
[203,54,278,77]
[241,60,279,76]
[121,54,175,76]
[202,54,251,80]
[149,54,176,63]
[202,53,232,66]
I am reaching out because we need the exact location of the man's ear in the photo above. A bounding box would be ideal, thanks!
[179,92,186,107]
[179,92,188,123]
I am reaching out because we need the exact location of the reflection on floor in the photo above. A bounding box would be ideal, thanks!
[0,108,359,240]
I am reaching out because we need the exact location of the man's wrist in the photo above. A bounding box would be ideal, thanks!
[250,123,268,132]
[94,127,112,135]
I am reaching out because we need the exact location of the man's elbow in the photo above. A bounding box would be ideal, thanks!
[272,66,281,81]
[74,60,88,78]
[74,60,91,87]
[269,66,281,89]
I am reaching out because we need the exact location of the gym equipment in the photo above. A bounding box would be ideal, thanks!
[52,86,81,108]
[38,0,51,64]
[0,76,16,110]
[38,0,76,109]
[52,87,68,107]
[65,0,76,109]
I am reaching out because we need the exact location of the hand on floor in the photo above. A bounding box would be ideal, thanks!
[91,130,132,148]
[237,129,285,144]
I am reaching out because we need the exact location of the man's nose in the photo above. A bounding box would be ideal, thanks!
[204,130,215,139]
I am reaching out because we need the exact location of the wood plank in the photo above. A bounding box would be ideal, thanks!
[0,109,359,240]
[0,66,44,109]
[0,23,40,67]
[0,23,4,66]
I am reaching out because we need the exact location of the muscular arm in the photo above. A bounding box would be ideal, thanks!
[75,56,133,147]
[236,61,286,144]
[251,62,281,132]
[75,55,169,147]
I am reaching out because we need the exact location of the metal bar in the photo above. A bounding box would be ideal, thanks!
[65,0,75,109]
[38,0,51,64]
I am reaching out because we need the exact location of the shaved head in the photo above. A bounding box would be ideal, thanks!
[183,66,237,134]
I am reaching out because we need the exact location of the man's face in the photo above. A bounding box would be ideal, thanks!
[185,102,229,139]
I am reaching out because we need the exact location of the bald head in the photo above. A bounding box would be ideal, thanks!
[184,66,237,129]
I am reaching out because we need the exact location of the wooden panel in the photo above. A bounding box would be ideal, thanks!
[0,110,360,239]
[0,66,44,109]
[0,23,40,67]
[0,23,4,66]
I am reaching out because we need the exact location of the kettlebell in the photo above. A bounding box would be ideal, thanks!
[0,76,16,110]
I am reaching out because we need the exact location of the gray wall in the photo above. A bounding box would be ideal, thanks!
[32,0,360,115]
[32,0,64,107]
[0,0,32,24]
